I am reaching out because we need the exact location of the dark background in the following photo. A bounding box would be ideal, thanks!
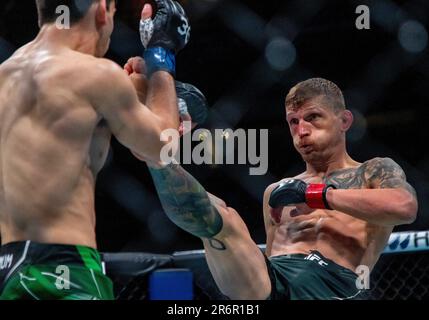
[0,0,428,254]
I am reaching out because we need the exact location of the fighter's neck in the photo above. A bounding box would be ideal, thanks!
[305,151,360,178]
[34,24,98,56]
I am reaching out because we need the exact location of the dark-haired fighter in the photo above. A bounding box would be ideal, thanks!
[0,0,190,300]
[146,78,418,300]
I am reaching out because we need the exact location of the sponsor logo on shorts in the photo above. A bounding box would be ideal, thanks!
[304,253,328,267]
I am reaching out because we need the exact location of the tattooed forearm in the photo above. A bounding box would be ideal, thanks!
[365,157,417,198]
[149,164,223,238]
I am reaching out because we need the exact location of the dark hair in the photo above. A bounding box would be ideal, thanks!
[285,78,346,112]
[35,0,114,25]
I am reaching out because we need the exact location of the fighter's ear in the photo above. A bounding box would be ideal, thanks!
[95,0,108,26]
[341,109,354,132]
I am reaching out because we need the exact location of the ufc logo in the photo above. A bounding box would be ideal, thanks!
[304,254,328,267]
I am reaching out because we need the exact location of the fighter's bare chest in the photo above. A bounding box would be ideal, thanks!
[303,165,369,189]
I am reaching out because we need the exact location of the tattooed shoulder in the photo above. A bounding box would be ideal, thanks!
[364,157,416,197]
[323,165,367,189]
[364,157,403,185]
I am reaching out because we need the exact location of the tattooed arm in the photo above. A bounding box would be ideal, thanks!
[148,163,224,238]
[325,158,418,226]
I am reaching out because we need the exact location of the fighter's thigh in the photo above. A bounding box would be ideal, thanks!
[202,206,271,300]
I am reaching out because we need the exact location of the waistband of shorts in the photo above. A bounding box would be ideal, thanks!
[269,250,359,277]
[0,241,103,272]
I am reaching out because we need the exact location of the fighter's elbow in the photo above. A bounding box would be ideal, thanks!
[396,193,418,224]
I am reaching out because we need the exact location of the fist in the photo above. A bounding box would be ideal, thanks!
[124,56,146,75]
[269,179,336,210]
[124,57,148,101]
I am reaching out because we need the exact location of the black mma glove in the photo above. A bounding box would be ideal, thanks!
[140,0,191,77]
[269,179,336,210]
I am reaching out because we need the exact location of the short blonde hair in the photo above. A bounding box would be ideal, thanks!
[286,78,345,112]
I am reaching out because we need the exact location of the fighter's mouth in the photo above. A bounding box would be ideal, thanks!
[300,144,314,153]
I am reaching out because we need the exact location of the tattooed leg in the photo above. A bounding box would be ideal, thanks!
[148,163,223,239]
[149,166,271,299]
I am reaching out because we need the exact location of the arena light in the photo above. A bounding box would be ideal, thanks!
[265,37,297,71]
[398,20,428,53]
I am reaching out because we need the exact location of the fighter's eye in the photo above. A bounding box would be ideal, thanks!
[305,113,320,121]
[289,118,299,125]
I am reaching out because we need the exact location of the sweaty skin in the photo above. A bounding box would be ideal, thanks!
[0,46,108,248]
[0,3,179,248]
[264,100,417,272]
[145,96,417,300]
[264,160,397,272]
